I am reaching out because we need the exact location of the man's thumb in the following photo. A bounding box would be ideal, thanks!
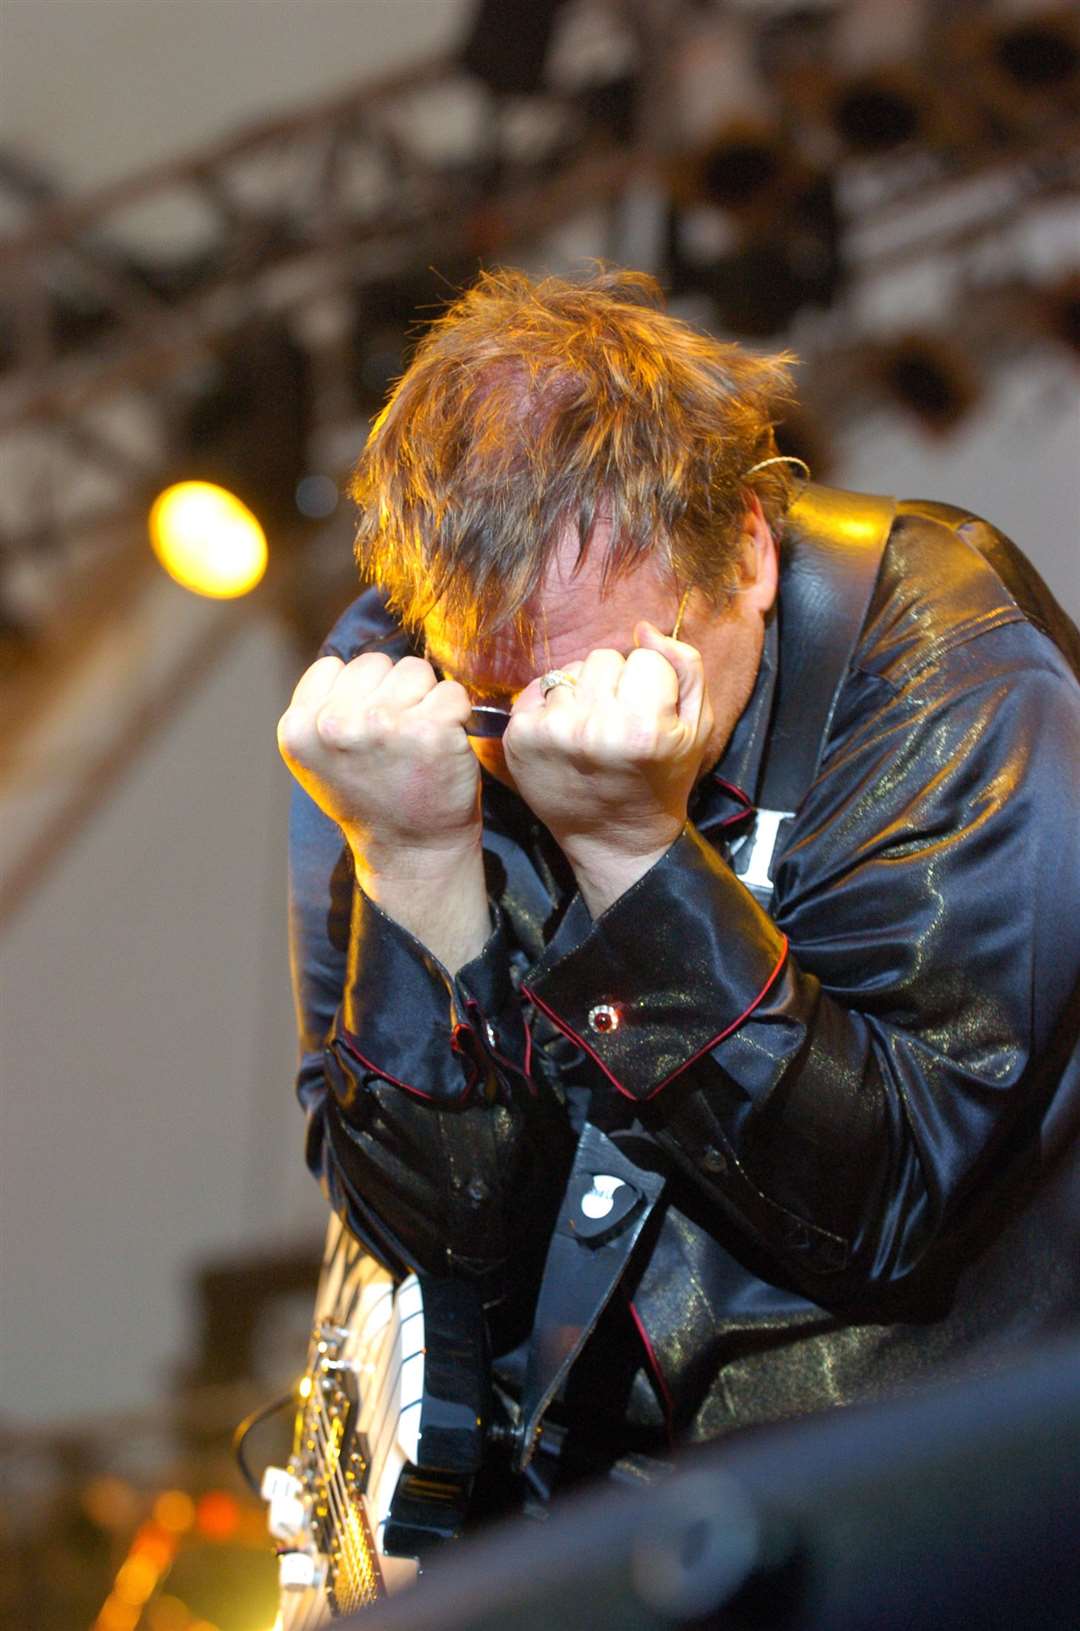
[634,620,704,717]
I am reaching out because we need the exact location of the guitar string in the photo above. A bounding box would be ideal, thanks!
[283,1396,355,1624]
[313,1290,409,1591]
[287,1246,400,1620]
[304,1305,393,1609]
[310,1302,394,1603]
[281,1234,364,1631]
[309,1397,379,1607]
[300,1303,382,1606]
[296,1392,369,1610]
[280,1447,341,1631]
[307,1424,367,1614]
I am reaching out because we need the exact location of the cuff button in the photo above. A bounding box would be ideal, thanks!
[587,1003,622,1034]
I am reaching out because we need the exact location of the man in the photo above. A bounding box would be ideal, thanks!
[279,267,1080,1488]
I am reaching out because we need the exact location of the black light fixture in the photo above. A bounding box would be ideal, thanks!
[577,72,639,150]
[831,71,925,156]
[461,0,569,97]
[668,150,843,338]
[700,133,785,210]
[183,319,312,532]
[876,334,980,434]
[993,12,1080,96]
[0,594,34,681]
[957,8,1080,135]
[351,263,481,416]
[1039,273,1080,358]
[774,405,834,485]
[146,320,314,599]
[679,122,790,216]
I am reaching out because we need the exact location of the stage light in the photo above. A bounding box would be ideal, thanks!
[352,263,480,414]
[81,1475,141,1532]
[669,167,843,337]
[955,8,1080,135]
[149,481,268,599]
[94,1596,140,1631]
[294,473,339,520]
[153,1489,197,1535]
[577,72,638,149]
[876,335,980,434]
[147,309,310,595]
[183,321,312,532]
[831,72,923,154]
[993,13,1079,94]
[676,122,789,216]
[700,133,784,210]
[146,1597,189,1631]
[461,0,568,97]
[130,1521,176,1571]
[668,117,843,336]
[113,1554,159,1608]
[195,1489,240,1541]
[1040,272,1080,357]
[775,405,834,484]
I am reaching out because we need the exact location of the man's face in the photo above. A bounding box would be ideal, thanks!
[423,510,776,789]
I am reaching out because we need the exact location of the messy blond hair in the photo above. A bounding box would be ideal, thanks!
[350,266,797,646]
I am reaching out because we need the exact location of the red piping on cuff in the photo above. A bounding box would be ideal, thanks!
[462,997,538,1096]
[628,1299,674,1443]
[336,1029,475,1105]
[521,934,789,1103]
[522,1008,534,1081]
[710,775,754,827]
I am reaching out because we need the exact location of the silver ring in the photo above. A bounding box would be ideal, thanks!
[539,669,577,697]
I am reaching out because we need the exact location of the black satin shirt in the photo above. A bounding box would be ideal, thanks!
[288,491,1080,1445]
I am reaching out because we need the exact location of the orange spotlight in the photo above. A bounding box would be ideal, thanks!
[148,481,268,599]
[195,1489,239,1541]
[94,1594,141,1631]
[146,1597,190,1631]
[131,1520,176,1570]
[113,1553,160,1608]
[153,1489,197,1535]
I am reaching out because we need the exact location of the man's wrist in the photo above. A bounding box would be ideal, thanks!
[564,828,682,918]
[346,828,484,887]
[347,831,491,974]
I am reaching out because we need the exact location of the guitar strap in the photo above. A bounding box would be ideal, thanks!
[516,1124,667,1470]
[732,483,896,904]
[518,488,897,1461]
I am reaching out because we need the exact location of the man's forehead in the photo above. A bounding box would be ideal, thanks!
[425,537,679,687]
[427,594,660,691]
[424,624,523,694]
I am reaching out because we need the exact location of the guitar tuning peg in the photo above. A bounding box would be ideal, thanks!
[278,1549,320,1592]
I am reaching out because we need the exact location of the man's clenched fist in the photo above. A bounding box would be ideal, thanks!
[277,653,482,872]
[502,621,715,913]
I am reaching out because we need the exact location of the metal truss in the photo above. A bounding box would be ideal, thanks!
[0,0,1076,923]
[0,32,648,609]
[0,1,1077,627]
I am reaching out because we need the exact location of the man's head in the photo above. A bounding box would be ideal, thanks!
[349,265,797,653]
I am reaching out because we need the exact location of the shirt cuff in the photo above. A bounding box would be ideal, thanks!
[336,884,508,1104]
[522,825,789,1101]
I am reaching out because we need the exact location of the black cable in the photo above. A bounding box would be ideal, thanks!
[232,1390,295,1498]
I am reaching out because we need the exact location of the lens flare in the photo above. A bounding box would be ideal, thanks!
[149,481,268,598]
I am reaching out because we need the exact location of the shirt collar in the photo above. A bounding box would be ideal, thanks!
[706,609,778,805]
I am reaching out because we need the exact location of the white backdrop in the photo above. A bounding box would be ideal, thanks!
[0,0,1076,1425]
